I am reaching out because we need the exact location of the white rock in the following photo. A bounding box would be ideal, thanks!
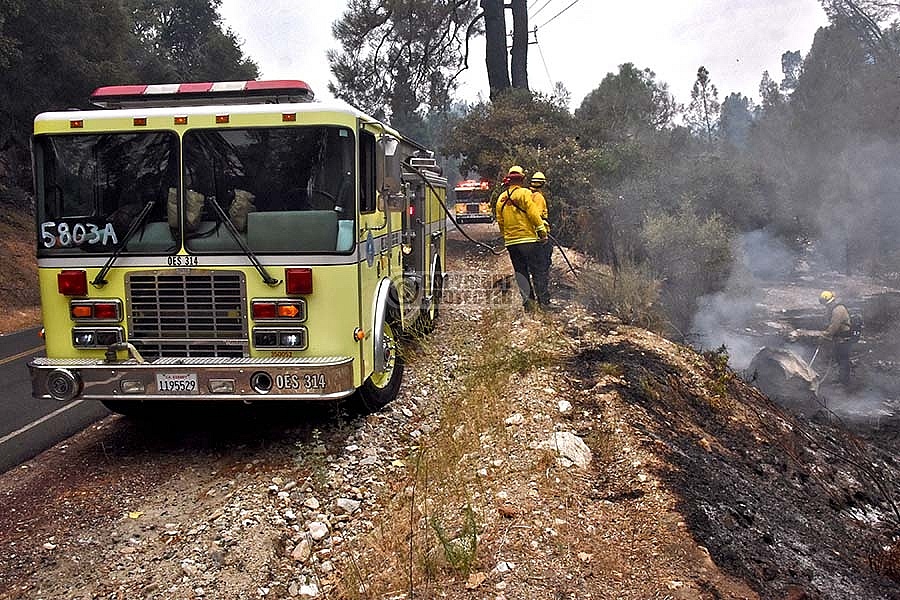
[290,539,311,562]
[557,400,573,414]
[308,521,329,541]
[303,498,320,510]
[534,432,593,468]
[335,497,361,515]
[299,583,319,597]
[493,560,515,573]
[504,413,525,426]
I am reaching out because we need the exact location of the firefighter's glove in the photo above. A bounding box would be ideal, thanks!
[537,228,549,244]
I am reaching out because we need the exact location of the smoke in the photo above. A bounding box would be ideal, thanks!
[690,229,796,370]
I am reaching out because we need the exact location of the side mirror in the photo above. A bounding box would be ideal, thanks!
[377,134,406,210]
[377,135,402,194]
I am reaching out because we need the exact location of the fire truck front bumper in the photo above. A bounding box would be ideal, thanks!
[29,356,357,402]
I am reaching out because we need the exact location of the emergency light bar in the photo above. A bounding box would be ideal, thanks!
[90,80,315,108]
[454,179,492,191]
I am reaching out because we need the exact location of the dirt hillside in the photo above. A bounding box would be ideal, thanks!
[0,206,41,333]
[0,223,898,599]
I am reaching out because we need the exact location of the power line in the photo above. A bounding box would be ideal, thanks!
[530,0,557,19]
[536,0,582,30]
[527,0,542,9]
[535,37,554,89]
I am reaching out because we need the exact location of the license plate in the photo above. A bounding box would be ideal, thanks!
[156,373,198,394]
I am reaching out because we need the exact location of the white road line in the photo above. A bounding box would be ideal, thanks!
[0,400,85,446]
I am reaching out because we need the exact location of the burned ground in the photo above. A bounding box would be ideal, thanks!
[571,331,900,599]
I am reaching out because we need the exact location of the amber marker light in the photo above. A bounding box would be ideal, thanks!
[282,113,296,122]
[216,114,230,124]
[354,327,366,341]
[69,120,84,129]
[278,304,300,318]
[70,304,92,319]
[133,117,147,126]
[174,115,188,125]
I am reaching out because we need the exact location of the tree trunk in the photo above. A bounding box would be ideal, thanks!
[510,0,529,90]
[480,0,509,98]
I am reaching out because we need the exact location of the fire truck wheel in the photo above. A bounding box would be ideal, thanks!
[357,319,404,411]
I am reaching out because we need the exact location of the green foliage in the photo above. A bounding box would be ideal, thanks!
[641,201,733,333]
[430,504,479,574]
[127,0,258,81]
[719,93,754,149]
[576,260,663,331]
[328,0,480,122]
[684,66,720,143]
[702,345,735,398]
[575,63,677,147]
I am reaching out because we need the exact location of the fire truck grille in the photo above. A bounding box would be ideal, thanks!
[126,270,248,359]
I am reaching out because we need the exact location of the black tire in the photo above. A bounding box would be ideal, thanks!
[355,318,404,412]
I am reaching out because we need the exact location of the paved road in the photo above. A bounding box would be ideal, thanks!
[0,327,109,474]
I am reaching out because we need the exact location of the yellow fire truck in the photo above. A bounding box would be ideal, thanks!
[28,79,446,414]
[452,178,493,223]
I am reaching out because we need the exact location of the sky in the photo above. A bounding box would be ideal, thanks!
[217,0,830,109]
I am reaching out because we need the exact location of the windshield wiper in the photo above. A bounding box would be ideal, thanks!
[206,195,281,287]
[92,199,156,287]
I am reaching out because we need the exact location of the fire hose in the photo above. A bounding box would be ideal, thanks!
[808,342,821,369]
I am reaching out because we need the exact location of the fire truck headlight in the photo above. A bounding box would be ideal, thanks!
[280,333,303,347]
[73,331,96,347]
[254,330,278,347]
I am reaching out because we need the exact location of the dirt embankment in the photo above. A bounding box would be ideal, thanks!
[0,207,41,333]
[0,225,898,600]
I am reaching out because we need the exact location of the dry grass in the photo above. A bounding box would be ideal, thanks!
[336,307,564,598]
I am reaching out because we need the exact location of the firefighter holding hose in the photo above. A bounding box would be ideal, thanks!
[496,165,549,312]
[819,290,853,385]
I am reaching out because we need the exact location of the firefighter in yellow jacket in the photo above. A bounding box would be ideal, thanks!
[819,290,852,385]
[496,165,549,311]
[529,170,552,272]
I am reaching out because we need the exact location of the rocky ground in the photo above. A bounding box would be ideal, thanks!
[0,224,898,599]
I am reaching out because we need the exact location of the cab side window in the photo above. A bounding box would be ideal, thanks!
[360,130,376,213]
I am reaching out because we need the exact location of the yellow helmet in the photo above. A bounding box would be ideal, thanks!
[507,165,525,177]
[530,171,546,187]
[819,290,835,305]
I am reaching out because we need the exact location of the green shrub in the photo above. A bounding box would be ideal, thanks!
[641,200,734,334]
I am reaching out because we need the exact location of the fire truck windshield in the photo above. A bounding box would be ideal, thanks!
[182,126,356,254]
[34,132,178,256]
